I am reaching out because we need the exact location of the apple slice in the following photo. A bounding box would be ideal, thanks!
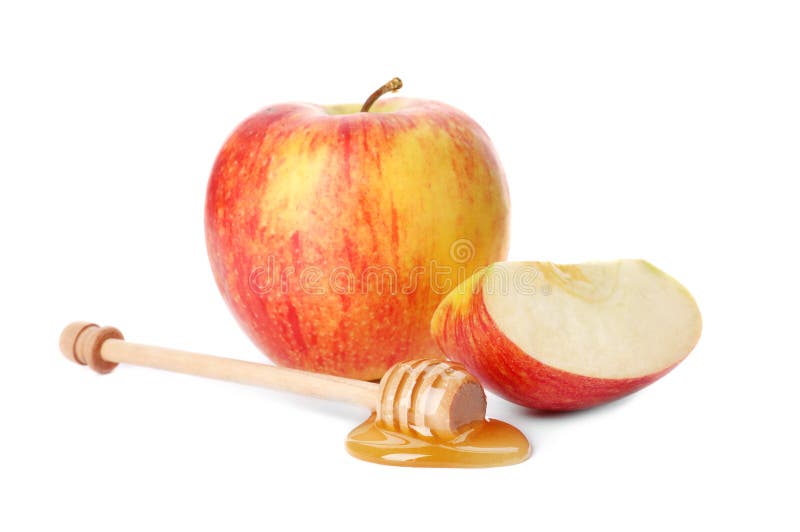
[431,260,702,411]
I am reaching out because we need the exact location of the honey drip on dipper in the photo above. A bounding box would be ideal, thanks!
[347,359,529,467]
[59,322,531,468]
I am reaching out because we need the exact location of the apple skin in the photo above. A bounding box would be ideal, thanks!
[206,98,509,380]
[431,268,680,411]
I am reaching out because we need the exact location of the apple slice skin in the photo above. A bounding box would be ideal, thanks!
[431,267,684,411]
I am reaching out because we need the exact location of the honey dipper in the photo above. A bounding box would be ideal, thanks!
[59,322,488,440]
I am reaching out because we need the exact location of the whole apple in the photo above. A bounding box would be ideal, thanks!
[206,80,509,380]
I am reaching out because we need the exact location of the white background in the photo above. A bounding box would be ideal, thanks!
[1,1,798,530]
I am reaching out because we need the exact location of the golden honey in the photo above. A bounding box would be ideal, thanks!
[346,414,531,468]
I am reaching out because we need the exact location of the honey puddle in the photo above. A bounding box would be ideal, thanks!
[346,414,531,468]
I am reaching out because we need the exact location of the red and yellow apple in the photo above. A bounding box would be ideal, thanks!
[205,81,509,380]
[431,260,702,410]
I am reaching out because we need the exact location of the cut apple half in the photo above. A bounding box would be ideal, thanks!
[431,260,702,411]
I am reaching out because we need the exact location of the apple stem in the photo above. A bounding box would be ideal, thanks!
[360,77,403,112]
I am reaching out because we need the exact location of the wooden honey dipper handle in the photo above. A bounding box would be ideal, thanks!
[59,322,487,439]
[59,322,378,408]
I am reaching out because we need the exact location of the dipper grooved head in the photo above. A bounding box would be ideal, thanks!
[377,359,487,440]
